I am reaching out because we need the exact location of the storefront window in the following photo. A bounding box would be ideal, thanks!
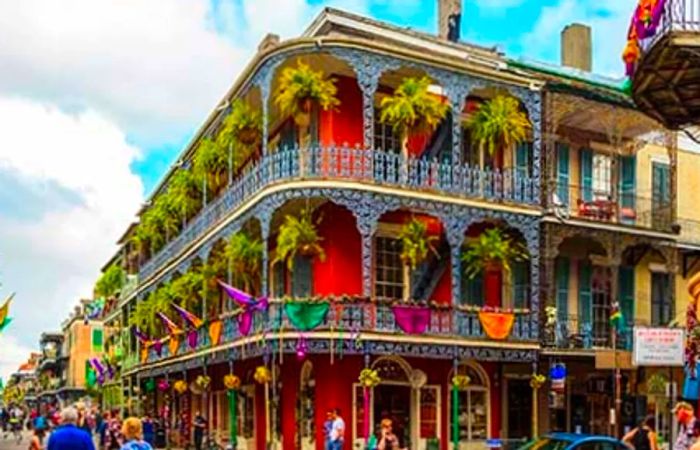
[451,363,490,444]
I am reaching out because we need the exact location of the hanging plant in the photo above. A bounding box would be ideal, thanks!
[157,379,170,393]
[225,231,263,294]
[274,208,325,270]
[452,374,471,391]
[193,138,228,196]
[530,374,546,389]
[379,76,449,157]
[195,375,211,390]
[223,374,241,391]
[465,95,531,156]
[461,227,528,279]
[254,366,272,385]
[358,368,381,388]
[168,169,202,223]
[173,380,188,395]
[275,61,340,127]
[399,218,439,270]
[219,99,262,147]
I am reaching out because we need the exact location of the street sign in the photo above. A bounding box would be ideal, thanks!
[633,327,685,366]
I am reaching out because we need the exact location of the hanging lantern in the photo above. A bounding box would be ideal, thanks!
[254,366,272,384]
[223,374,241,391]
[173,380,188,395]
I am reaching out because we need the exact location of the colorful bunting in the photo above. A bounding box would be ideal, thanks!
[168,336,179,356]
[478,311,515,340]
[157,312,183,336]
[132,327,151,345]
[391,305,431,334]
[209,320,223,346]
[171,303,203,329]
[284,302,330,331]
[218,281,268,336]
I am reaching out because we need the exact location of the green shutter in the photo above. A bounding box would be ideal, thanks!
[580,149,593,202]
[292,256,313,298]
[516,143,531,178]
[462,272,484,306]
[556,143,570,204]
[578,262,593,329]
[512,261,529,309]
[619,267,635,325]
[619,155,636,210]
[555,258,569,320]
[92,328,103,352]
[272,262,286,297]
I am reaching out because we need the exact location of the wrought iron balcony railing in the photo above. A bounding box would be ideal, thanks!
[552,183,675,232]
[640,0,700,53]
[137,299,536,367]
[542,315,650,351]
[139,146,538,281]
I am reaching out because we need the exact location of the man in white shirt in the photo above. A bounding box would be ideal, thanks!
[329,408,345,450]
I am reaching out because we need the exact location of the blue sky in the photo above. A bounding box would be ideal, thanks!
[130,0,638,195]
[0,0,637,379]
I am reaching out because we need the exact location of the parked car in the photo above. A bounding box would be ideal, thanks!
[518,433,631,450]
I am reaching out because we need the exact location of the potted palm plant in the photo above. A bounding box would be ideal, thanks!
[225,231,263,294]
[461,227,528,279]
[220,99,262,147]
[275,61,340,129]
[379,76,449,159]
[399,217,438,300]
[465,95,531,160]
[168,169,202,226]
[274,208,325,271]
[193,138,228,197]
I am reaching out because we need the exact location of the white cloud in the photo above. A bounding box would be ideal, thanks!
[521,0,637,77]
[0,98,143,381]
[0,335,35,384]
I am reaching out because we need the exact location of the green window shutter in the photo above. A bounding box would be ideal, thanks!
[580,149,593,202]
[578,262,593,328]
[272,262,286,297]
[555,257,569,320]
[461,272,484,306]
[516,142,532,178]
[556,143,570,204]
[512,261,529,309]
[291,256,312,298]
[619,156,636,210]
[619,266,635,325]
[92,328,103,352]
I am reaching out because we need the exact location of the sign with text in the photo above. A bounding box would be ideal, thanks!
[633,327,685,367]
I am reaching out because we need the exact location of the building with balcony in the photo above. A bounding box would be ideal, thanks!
[99,2,700,449]
[36,332,66,411]
[626,0,700,130]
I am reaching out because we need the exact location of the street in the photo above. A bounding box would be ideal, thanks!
[0,431,28,450]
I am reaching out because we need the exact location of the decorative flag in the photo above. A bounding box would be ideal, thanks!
[86,298,105,320]
[218,281,268,336]
[132,327,151,345]
[157,312,183,336]
[171,303,203,329]
[0,293,15,333]
[610,301,624,331]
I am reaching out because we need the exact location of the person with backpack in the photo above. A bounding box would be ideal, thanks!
[623,415,659,450]
[119,417,153,450]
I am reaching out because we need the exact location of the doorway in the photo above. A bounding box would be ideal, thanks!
[507,379,532,439]
[374,384,412,449]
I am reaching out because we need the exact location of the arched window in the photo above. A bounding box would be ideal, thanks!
[299,361,315,450]
[372,356,411,384]
[449,362,490,444]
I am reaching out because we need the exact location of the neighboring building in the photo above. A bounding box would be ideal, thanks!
[94,2,700,449]
[36,332,66,411]
[5,353,41,408]
[60,302,105,404]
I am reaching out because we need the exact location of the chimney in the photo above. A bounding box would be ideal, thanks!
[438,0,462,42]
[561,23,592,71]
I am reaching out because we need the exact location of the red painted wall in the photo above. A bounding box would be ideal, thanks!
[320,76,363,148]
[313,203,362,297]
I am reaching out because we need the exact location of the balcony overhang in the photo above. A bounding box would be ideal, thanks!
[633,32,700,129]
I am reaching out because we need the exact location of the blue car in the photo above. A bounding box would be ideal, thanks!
[519,433,631,450]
